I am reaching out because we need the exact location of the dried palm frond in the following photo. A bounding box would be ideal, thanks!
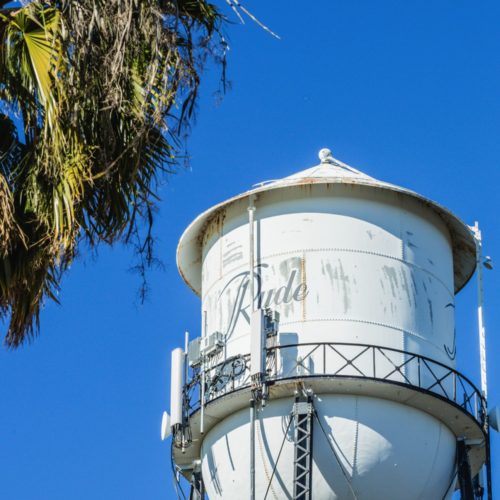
[0,0,228,346]
[0,0,275,346]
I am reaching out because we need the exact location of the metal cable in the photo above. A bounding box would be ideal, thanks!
[313,410,358,500]
[263,414,293,500]
[257,415,279,500]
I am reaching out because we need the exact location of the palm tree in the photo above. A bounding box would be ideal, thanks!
[0,0,229,346]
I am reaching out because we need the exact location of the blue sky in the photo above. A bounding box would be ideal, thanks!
[0,1,499,498]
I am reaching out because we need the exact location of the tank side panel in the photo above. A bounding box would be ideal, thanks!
[201,395,456,500]
[201,189,456,368]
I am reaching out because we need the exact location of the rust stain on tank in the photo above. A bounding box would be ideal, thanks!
[200,208,226,248]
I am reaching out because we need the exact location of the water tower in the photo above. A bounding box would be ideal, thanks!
[163,149,496,499]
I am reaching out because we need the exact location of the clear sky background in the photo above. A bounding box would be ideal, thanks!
[1,1,499,498]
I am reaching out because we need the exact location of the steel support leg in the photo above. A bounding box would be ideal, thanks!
[189,470,204,500]
[485,428,493,500]
[293,395,314,500]
[457,439,474,500]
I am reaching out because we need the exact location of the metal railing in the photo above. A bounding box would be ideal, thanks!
[185,342,485,427]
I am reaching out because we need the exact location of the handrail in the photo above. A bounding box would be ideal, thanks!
[267,341,481,393]
[185,342,486,427]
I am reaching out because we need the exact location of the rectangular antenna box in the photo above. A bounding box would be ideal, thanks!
[188,337,201,367]
[200,331,225,357]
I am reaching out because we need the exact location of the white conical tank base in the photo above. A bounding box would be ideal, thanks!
[201,395,456,499]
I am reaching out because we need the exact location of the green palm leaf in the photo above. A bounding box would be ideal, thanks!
[1,6,59,117]
[0,0,230,347]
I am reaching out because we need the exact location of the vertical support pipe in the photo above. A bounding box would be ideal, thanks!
[200,311,207,436]
[472,222,488,400]
[248,196,256,314]
[471,221,492,500]
[184,331,190,453]
[250,398,256,500]
[184,330,189,392]
[200,369,205,435]
[248,196,257,500]
[485,427,493,500]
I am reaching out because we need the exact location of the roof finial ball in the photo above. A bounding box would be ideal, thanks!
[319,148,335,164]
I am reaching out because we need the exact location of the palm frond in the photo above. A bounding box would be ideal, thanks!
[0,0,274,346]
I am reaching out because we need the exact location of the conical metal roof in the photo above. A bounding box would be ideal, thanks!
[177,149,476,295]
[284,148,374,181]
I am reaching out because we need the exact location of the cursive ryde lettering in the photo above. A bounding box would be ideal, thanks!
[218,264,308,337]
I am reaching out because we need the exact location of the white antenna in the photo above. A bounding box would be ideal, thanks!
[170,348,185,427]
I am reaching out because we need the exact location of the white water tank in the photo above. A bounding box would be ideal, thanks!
[175,149,483,499]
